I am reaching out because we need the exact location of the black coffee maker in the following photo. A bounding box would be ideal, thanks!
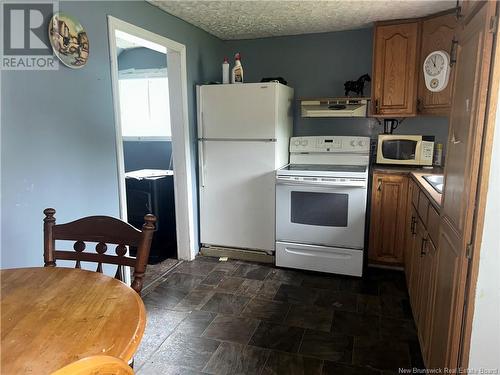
[383,119,399,134]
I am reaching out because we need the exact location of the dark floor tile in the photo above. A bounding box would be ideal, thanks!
[274,284,319,305]
[202,271,227,286]
[380,318,417,341]
[173,289,215,312]
[216,276,245,292]
[322,362,381,375]
[299,330,353,363]
[357,294,382,315]
[203,341,269,375]
[315,290,357,312]
[143,285,189,308]
[202,315,260,344]
[144,332,220,371]
[232,263,272,280]
[241,298,290,323]
[380,295,412,320]
[266,268,304,286]
[238,279,264,297]
[340,277,379,296]
[331,311,380,338]
[352,336,411,371]
[379,280,409,299]
[134,307,188,368]
[163,272,206,292]
[258,280,282,300]
[285,305,333,332]
[408,340,425,370]
[137,363,206,375]
[261,351,323,375]
[212,259,241,273]
[249,321,304,353]
[175,310,217,337]
[175,260,217,276]
[301,274,341,290]
[201,292,250,315]
[364,267,405,283]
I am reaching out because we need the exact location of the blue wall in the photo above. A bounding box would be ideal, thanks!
[1,0,225,268]
[225,29,449,146]
[118,47,167,71]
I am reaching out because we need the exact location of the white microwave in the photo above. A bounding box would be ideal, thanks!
[376,135,434,166]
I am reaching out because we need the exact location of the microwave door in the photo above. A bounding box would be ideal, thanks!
[382,140,418,160]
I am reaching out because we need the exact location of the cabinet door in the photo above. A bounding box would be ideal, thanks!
[417,12,458,115]
[430,2,496,369]
[368,173,408,264]
[372,22,420,116]
[409,216,425,325]
[405,204,418,288]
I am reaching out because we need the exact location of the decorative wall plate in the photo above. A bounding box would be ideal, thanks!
[48,12,89,68]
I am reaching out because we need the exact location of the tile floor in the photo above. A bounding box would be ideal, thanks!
[135,256,423,374]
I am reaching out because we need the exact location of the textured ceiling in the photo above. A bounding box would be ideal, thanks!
[150,0,456,40]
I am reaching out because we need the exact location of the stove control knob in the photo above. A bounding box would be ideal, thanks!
[301,140,308,146]
[359,140,366,147]
[294,140,300,146]
[350,140,357,147]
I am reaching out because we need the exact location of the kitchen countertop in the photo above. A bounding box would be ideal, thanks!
[372,164,443,209]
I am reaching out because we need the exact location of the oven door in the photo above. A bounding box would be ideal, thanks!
[276,180,367,249]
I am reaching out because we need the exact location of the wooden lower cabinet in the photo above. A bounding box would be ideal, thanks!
[404,183,440,367]
[368,173,408,264]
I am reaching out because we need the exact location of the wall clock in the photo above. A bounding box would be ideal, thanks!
[48,12,89,68]
[423,50,451,92]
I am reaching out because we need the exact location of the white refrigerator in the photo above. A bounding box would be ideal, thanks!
[197,83,294,253]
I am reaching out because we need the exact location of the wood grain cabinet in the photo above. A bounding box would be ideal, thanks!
[372,21,420,117]
[368,173,408,264]
[417,12,458,115]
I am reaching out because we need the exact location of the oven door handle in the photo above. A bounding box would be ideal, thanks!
[276,179,367,188]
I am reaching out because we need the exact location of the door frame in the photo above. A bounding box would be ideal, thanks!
[107,16,196,262]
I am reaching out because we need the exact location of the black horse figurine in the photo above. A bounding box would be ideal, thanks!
[344,74,371,96]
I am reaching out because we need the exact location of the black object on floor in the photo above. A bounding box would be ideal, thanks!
[136,257,424,374]
[125,169,177,264]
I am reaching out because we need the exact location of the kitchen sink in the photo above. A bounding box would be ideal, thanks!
[422,174,444,194]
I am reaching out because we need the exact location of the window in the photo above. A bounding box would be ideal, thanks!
[118,72,171,139]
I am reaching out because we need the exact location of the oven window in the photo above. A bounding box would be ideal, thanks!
[382,140,417,160]
[291,191,348,227]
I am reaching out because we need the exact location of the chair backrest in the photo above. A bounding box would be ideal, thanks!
[51,355,134,375]
[43,208,156,295]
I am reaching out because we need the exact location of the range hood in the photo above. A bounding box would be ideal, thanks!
[301,98,370,118]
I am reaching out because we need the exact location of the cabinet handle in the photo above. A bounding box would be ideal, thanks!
[377,179,382,191]
[450,38,458,67]
[416,98,422,113]
[420,237,428,257]
[451,132,461,144]
[375,99,379,114]
[410,216,416,235]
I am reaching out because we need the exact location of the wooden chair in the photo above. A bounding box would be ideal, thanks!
[43,208,156,295]
[51,355,134,375]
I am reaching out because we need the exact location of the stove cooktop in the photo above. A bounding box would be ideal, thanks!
[277,163,368,179]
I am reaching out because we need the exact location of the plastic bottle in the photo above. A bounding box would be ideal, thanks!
[434,143,443,166]
[231,53,243,84]
[222,57,229,84]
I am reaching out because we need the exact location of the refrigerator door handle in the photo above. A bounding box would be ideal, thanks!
[199,141,206,187]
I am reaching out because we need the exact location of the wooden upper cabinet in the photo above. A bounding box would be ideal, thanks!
[372,21,420,117]
[368,173,408,264]
[417,12,458,116]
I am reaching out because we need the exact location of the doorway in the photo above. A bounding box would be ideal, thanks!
[107,17,196,285]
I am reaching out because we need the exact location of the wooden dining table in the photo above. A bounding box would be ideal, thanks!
[1,267,146,374]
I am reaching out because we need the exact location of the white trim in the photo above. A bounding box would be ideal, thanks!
[107,16,196,264]
[122,136,172,142]
[118,68,167,79]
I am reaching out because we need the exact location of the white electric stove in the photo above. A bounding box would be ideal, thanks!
[275,136,370,277]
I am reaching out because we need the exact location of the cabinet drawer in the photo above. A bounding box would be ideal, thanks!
[418,190,430,222]
[427,205,440,245]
